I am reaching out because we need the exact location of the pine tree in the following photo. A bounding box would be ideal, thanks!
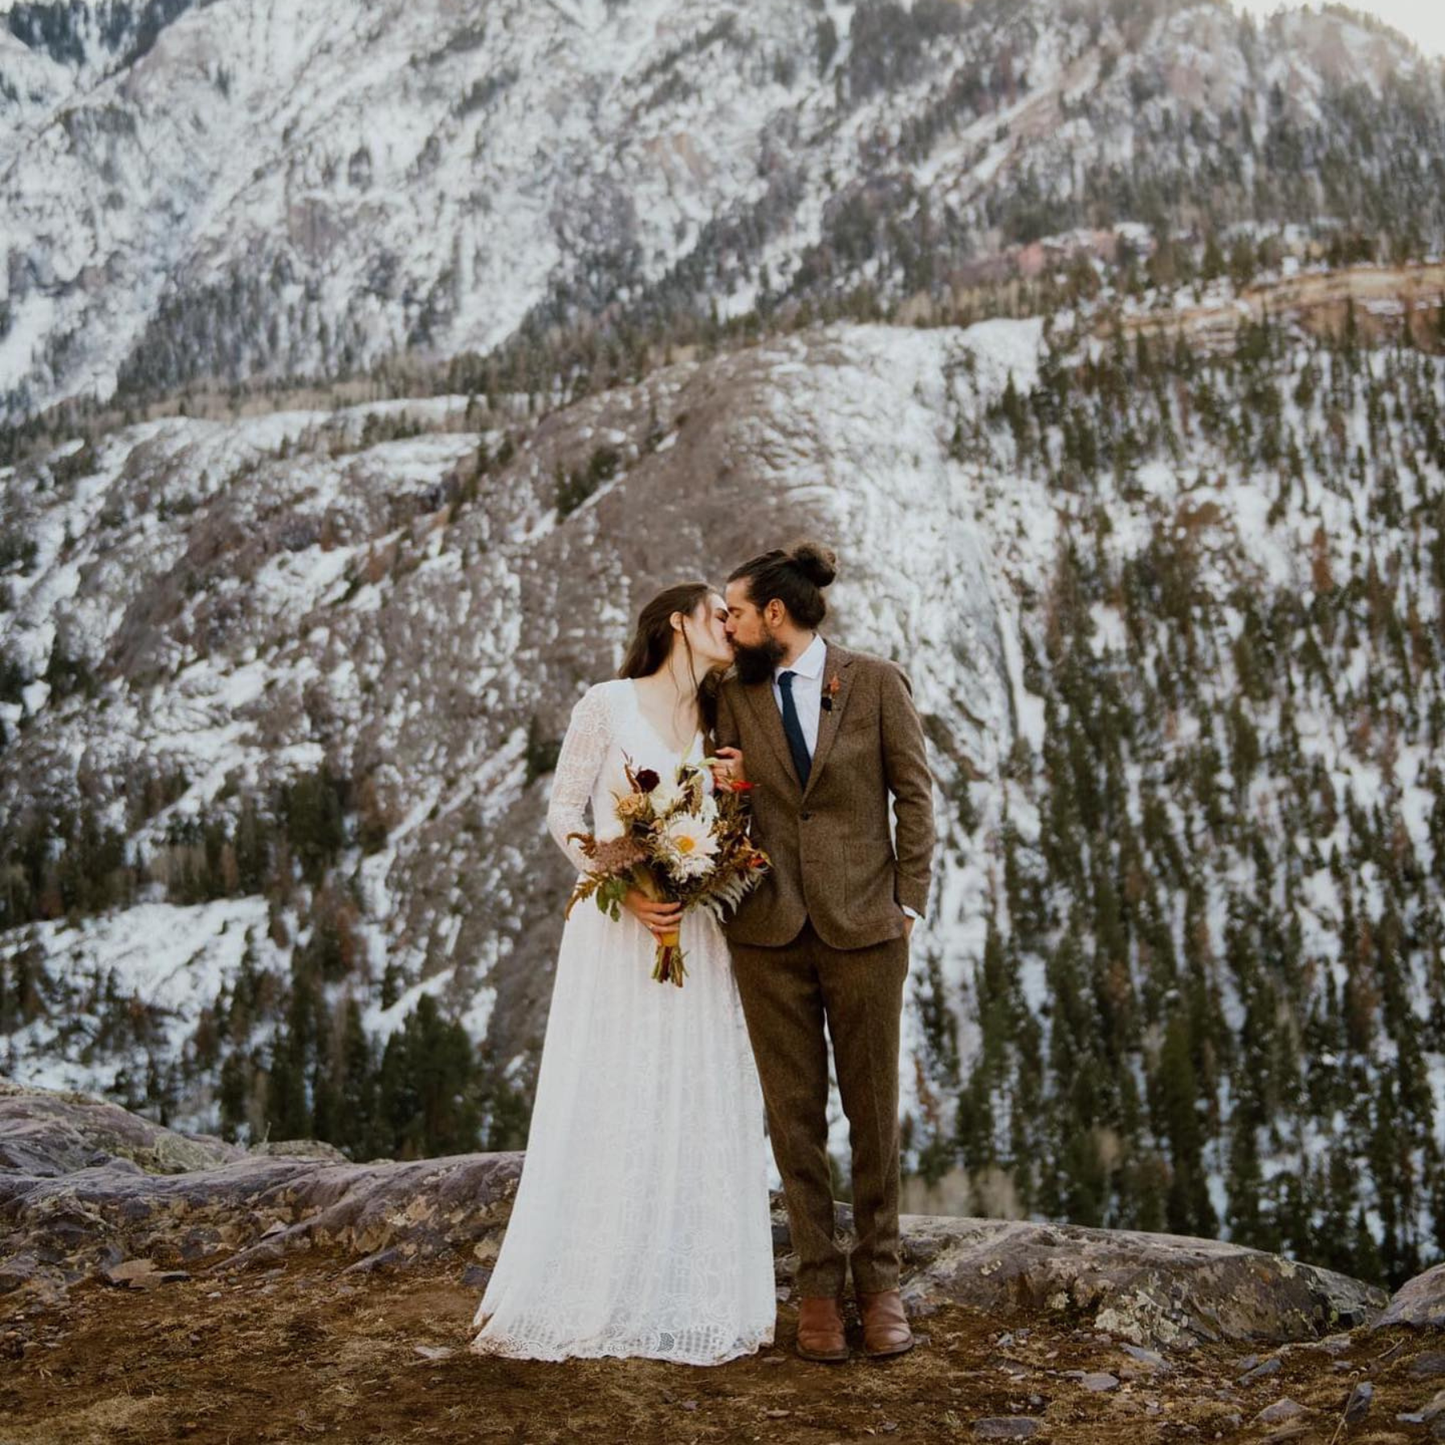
[1156,1011,1217,1238]
[218,1050,251,1141]
[376,994,482,1159]
[334,997,380,1159]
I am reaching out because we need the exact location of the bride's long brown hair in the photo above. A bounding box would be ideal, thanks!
[618,581,721,740]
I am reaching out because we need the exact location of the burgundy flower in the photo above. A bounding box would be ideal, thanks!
[634,768,660,793]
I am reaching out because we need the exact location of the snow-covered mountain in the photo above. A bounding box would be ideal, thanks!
[4,265,1444,1286]
[0,317,1017,1078]
[2,0,1442,425]
[1,0,1444,1292]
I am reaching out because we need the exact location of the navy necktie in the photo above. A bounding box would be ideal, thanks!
[777,671,812,788]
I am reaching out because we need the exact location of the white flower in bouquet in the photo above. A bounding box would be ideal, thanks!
[568,752,772,988]
[651,777,687,815]
[658,812,720,880]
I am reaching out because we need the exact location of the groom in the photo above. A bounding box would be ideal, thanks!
[715,540,935,1362]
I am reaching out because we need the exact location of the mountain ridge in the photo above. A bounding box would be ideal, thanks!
[2,0,1443,429]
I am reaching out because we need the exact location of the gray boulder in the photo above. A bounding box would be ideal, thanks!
[1373,1260,1445,1329]
[887,1210,1385,1347]
[0,1076,244,1176]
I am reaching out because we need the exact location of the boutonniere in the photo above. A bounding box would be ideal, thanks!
[821,673,842,711]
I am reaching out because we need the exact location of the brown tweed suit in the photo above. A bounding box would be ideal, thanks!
[716,640,935,1298]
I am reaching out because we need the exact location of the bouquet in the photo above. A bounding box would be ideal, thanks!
[566,755,770,986]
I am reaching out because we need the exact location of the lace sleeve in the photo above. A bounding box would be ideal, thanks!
[546,684,613,872]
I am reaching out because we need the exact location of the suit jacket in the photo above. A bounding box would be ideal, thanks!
[714,640,935,951]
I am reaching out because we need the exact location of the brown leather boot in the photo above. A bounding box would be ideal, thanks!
[795,1294,849,1362]
[857,1288,913,1358]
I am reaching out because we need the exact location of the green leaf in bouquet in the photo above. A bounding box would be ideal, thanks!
[594,873,632,922]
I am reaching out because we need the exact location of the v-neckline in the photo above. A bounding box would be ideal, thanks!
[628,679,703,760]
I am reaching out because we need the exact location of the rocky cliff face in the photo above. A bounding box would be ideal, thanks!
[0,320,1021,1109]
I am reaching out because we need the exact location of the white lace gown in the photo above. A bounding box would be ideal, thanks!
[468,677,777,1365]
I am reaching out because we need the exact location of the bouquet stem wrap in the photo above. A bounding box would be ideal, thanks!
[635,870,686,987]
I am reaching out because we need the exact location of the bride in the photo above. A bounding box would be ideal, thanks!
[469,581,777,1365]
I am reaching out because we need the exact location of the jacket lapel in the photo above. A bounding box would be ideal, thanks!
[802,641,855,801]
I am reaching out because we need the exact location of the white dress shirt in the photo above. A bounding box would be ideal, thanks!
[770,634,918,922]
[770,632,828,753]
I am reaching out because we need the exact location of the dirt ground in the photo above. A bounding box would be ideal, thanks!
[0,1249,1439,1445]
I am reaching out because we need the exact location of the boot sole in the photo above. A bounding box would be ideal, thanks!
[795,1343,850,1362]
[864,1337,915,1359]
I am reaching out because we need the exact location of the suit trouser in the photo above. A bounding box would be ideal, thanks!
[729,918,910,1298]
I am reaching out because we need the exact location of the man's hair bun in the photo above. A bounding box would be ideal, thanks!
[727,539,837,627]
[788,540,837,589]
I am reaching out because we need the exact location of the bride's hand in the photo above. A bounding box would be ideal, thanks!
[623,890,683,938]
[710,746,744,788]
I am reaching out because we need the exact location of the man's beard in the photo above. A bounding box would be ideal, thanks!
[732,634,786,685]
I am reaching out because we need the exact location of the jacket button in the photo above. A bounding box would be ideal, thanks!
[800,811,812,821]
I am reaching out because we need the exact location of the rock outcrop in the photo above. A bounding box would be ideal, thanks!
[0,1077,245,1176]
[1373,1261,1445,1330]
[891,1213,1384,1348]
[0,1079,522,1304]
[2,1079,1423,1351]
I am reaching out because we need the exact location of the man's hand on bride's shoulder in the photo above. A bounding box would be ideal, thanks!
[710,746,744,789]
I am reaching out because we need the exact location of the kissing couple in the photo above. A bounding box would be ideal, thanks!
[469,540,936,1365]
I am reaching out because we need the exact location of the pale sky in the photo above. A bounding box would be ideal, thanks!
[1234,0,1445,57]
[0,0,1439,57]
